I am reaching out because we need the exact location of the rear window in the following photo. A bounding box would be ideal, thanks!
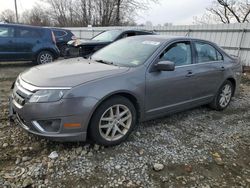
[53,30,67,37]
[194,42,223,63]
[16,28,42,38]
[0,26,14,38]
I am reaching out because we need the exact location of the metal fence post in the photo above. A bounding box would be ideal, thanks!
[237,28,246,57]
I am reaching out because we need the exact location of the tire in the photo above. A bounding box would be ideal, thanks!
[36,51,54,64]
[209,80,234,111]
[89,96,137,146]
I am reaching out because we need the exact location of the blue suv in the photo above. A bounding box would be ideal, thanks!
[0,24,60,64]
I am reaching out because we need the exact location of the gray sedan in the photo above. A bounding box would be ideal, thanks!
[10,35,242,146]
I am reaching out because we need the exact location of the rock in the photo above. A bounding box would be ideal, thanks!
[81,150,88,155]
[94,144,100,151]
[246,178,250,183]
[2,143,8,148]
[15,158,21,165]
[48,151,58,159]
[190,177,196,181]
[22,156,31,162]
[136,132,141,137]
[214,157,224,165]
[22,178,33,187]
[184,164,192,173]
[138,149,144,155]
[75,147,82,155]
[153,163,164,171]
[87,151,93,157]
[115,165,121,170]
[212,152,224,165]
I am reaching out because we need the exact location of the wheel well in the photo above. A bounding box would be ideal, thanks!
[36,49,56,60]
[87,93,140,137]
[227,78,236,96]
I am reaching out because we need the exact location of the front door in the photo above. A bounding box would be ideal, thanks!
[145,41,196,118]
[0,25,16,61]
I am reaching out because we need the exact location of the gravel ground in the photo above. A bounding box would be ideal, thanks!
[0,62,250,188]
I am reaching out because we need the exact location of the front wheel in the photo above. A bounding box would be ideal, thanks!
[89,96,137,146]
[210,80,234,110]
[37,51,54,64]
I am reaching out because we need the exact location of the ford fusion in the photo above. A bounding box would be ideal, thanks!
[10,36,242,146]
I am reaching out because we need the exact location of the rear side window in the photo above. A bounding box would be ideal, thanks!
[194,42,223,63]
[16,28,42,38]
[160,42,192,66]
[121,32,136,38]
[0,26,14,38]
[53,30,67,37]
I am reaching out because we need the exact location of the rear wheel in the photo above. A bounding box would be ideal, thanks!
[89,96,136,146]
[210,80,234,110]
[37,51,54,64]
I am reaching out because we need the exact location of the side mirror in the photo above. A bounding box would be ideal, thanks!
[155,61,175,71]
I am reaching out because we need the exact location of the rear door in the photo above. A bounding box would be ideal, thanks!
[0,25,15,61]
[190,40,225,99]
[15,27,42,60]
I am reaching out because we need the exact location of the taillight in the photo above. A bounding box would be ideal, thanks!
[51,31,56,44]
[71,35,77,40]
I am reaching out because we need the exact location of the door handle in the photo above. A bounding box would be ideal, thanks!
[220,66,225,71]
[186,70,193,77]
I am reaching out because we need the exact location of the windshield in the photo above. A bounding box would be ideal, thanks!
[92,30,123,42]
[92,37,162,67]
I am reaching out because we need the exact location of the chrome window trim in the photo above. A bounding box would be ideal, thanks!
[175,60,222,69]
[19,77,71,92]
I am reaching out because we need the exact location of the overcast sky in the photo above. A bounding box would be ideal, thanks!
[0,0,213,25]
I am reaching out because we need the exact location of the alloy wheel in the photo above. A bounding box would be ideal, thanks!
[219,84,232,108]
[99,104,132,141]
[40,53,53,64]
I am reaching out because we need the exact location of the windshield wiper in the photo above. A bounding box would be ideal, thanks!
[95,59,115,65]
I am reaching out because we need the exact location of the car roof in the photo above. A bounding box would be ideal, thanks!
[103,29,154,34]
[129,35,216,44]
[50,27,71,32]
[0,23,48,30]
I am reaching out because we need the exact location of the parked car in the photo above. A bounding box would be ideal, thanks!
[9,35,242,146]
[0,23,60,64]
[66,29,155,58]
[51,28,76,56]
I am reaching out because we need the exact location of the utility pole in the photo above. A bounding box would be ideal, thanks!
[14,0,19,23]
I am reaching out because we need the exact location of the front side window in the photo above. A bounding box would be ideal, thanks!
[159,42,192,66]
[53,30,67,37]
[92,30,123,42]
[0,26,14,38]
[195,42,223,63]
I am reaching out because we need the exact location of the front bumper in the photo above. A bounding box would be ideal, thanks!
[9,96,98,142]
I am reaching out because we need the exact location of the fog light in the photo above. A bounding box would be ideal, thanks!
[33,120,61,133]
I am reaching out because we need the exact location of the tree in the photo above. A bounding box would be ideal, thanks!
[0,9,15,23]
[194,0,250,24]
[21,5,51,26]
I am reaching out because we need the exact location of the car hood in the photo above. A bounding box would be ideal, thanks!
[68,39,111,47]
[20,58,129,87]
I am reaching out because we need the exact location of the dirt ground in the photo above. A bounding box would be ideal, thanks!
[0,61,250,188]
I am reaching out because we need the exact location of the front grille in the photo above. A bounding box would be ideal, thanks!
[12,78,34,107]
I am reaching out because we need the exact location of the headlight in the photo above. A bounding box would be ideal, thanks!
[29,89,69,103]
